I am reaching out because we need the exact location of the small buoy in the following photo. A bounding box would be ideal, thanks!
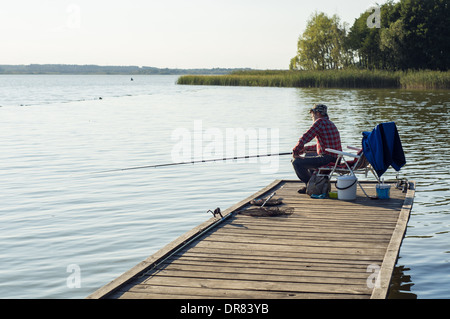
[99,97,102,100]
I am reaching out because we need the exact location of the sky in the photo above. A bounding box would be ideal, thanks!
[1,0,385,69]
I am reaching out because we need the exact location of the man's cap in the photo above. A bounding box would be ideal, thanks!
[310,104,328,116]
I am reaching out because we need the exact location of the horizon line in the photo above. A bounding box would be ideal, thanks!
[0,63,290,70]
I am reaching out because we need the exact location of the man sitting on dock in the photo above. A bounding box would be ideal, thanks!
[292,104,342,193]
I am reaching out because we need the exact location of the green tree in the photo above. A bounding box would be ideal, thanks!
[290,12,348,70]
[291,0,449,71]
[398,0,450,70]
[380,19,405,70]
[348,0,449,71]
[346,10,377,69]
[346,1,400,70]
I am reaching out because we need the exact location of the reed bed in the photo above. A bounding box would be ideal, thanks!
[399,70,450,90]
[177,69,450,90]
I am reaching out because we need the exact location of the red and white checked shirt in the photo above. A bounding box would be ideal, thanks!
[294,118,342,157]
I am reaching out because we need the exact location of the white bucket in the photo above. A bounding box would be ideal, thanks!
[336,175,357,200]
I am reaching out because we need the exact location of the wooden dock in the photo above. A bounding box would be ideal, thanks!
[88,179,415,299]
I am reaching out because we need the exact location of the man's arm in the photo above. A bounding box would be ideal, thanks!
[292,120,322,156]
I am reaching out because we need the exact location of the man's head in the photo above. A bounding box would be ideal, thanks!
[310,104,328,119]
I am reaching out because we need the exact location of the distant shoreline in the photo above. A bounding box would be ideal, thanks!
[0,64,250,75]
[4,65,448,90]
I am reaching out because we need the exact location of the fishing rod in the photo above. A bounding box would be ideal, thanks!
[96,152,293,174]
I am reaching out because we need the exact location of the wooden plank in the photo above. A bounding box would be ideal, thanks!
[219,223,396,235]
[201,234,390,249]
[147,263,372,280]
[112,285,369,299]
[191,237,387,255]
[235,216,399,226]
[141,269,368,285]
[174,249,384,264]
[124,276,373,295]
[162,258,374,274]
[215,226,393,240]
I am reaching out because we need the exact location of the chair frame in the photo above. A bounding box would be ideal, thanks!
[316,146,381,197]
[317,146,380,181]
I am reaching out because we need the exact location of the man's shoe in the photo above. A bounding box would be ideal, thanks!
[297,187,307,194]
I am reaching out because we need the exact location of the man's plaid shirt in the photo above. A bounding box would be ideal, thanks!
[294,117,342,157]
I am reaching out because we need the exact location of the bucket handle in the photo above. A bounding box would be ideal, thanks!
[335,179,357,190]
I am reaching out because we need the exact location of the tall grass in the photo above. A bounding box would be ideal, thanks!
[177,69,450,90]
[399,70,450,90]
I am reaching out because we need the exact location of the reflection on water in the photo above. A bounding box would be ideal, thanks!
[388,264,417,299]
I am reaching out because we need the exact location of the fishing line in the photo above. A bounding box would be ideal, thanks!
[94,152,293,174]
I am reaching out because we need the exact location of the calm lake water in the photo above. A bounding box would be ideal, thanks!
[0,75,449,299]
